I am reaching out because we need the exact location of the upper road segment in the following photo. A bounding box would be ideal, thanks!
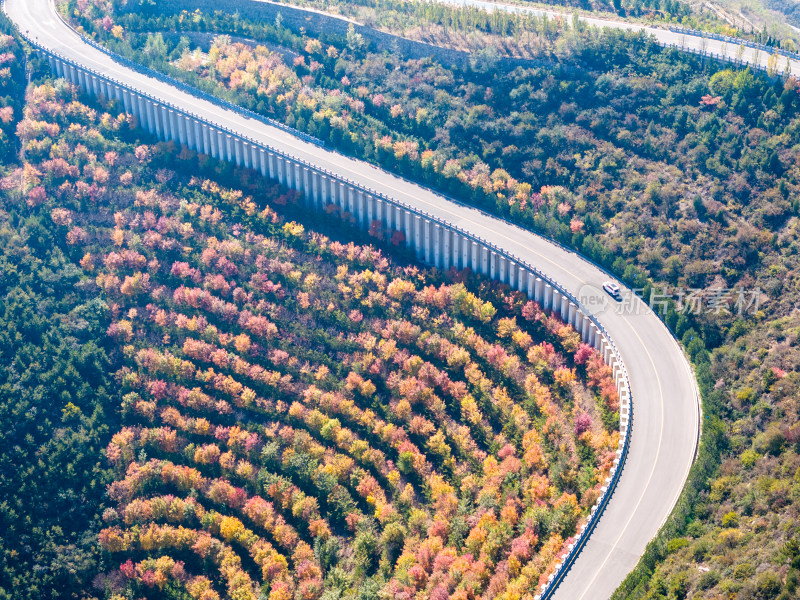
[4,0,701,597]
[437,0,800,74]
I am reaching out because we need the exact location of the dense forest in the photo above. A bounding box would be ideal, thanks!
[61,2,800,599]
[1,55,622,599]
[0,12,23,161]
[0,14,118,600]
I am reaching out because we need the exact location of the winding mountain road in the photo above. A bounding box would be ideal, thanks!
[4,0,701,597]
[439,0,800,74]
[252,0,799,74]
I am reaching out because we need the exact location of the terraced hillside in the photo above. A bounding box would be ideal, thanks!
[14,79,620,600]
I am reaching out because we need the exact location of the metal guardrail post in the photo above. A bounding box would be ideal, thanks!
[668,23,797,62]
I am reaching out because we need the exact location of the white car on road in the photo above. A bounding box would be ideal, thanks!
[603,281,621,299]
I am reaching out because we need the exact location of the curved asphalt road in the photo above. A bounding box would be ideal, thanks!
[252,0,800,74]
[436,0,800,74]
[4,0,701,597]
[241,0,800,74]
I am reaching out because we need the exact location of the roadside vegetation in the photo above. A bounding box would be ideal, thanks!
[684,0,800,46]
[0,16,118,600]
[260,0,798,47]
[68,2,800,598]
[1,60,620,598]
[0,11,23,161]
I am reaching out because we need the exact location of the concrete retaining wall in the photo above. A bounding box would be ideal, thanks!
[119,0,565,72]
